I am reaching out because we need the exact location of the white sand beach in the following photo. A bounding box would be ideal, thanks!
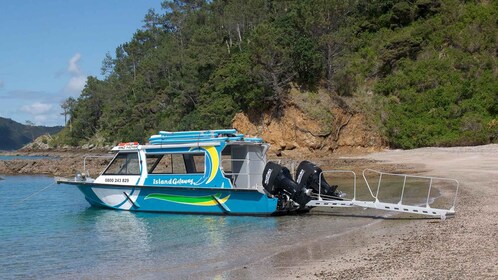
[234,145,498,279]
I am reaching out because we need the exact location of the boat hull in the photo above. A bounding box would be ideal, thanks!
[70,182,279,215]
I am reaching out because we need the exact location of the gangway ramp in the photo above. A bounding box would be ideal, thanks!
[306,169,459,220]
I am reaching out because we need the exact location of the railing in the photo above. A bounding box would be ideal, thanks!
[308,169,459,220]
[317,170,357,200]
[362,169,459,212]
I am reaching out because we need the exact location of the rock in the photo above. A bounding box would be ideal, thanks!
[286,142,297,150]
[232,90,384,157]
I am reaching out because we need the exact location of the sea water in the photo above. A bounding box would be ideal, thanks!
[0,155,58,160]
[0,175,402,279]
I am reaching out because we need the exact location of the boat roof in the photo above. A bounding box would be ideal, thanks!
[111,129,265,151]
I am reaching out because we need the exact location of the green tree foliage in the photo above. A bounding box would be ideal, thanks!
[63,0,498,149]
[369,0,498,148]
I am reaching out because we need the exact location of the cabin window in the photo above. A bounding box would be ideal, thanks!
[103,152,140,175]
[146,153,205,174]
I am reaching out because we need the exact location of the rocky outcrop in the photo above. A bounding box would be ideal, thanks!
[0,152,111,177]
[233,90,384,157]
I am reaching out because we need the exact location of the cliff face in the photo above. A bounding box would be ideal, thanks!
[233,91,384,157]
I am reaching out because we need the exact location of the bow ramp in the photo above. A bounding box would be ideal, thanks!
[305,169,459,220]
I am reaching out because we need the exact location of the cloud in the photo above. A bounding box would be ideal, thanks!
[21,102,53,115]
[66,76,87,93]
[33,114,50,124]
[18,102,62,126]
[68,53,82,75]
[63,53,87,95]
[0,53,88,126]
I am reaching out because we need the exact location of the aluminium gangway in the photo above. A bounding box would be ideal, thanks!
[306,169,459,220]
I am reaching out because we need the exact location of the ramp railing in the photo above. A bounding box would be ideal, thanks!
[307,169,459,220]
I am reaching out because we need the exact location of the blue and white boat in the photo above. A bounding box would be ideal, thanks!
[57,129,459,219]
[57,129,319,215]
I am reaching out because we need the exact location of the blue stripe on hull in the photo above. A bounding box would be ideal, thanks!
[76,185,278,215]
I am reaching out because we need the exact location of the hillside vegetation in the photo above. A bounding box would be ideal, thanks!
[58,0,498,149]
[0,117,62,150]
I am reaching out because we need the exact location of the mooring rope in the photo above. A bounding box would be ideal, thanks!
[14,181,57,207]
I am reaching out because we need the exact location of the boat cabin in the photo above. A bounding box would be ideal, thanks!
[97,129,268,190]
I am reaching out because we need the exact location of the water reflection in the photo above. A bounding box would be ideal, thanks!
[94,210,152,254]
[68,208,283,278]
[2,175,429,279]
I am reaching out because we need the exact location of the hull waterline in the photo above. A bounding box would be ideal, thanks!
[69,182,279,215]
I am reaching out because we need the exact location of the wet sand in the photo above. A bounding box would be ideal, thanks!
[230,145,498,279]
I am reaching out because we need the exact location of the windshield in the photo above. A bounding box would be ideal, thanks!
[103,152,140,175]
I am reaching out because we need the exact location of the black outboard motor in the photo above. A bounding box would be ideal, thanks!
[295,161,339,197]
[262,162,312,207]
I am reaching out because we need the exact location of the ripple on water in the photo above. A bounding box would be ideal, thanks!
[0,175,431,279]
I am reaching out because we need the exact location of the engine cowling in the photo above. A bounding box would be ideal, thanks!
[262,162,312,207]
[295,161,338,196]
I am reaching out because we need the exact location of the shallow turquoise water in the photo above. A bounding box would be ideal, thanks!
[0,175,379,279]
[0,155,57,160]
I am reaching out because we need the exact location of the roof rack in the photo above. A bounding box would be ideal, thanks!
[148,129,263,145]
[158,129,237,136]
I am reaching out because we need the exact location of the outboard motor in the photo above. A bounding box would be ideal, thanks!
[262,162,312,208]
[295,161,339,197]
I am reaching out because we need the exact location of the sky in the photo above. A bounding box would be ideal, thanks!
[0,0,163,126]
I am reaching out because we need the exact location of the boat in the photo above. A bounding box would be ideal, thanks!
[56,129,458,219]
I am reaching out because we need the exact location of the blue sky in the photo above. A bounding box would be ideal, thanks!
[0,0,163,126]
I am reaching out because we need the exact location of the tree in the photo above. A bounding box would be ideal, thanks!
[69,77,106,142]
[60,97,76,126]
[248,22,294,110]
[25,120,35,141]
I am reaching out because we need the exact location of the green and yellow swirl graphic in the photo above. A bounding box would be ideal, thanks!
[145,193,229,206]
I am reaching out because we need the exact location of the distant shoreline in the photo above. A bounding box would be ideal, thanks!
[0,150,110,177]
[0,148,412,178]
